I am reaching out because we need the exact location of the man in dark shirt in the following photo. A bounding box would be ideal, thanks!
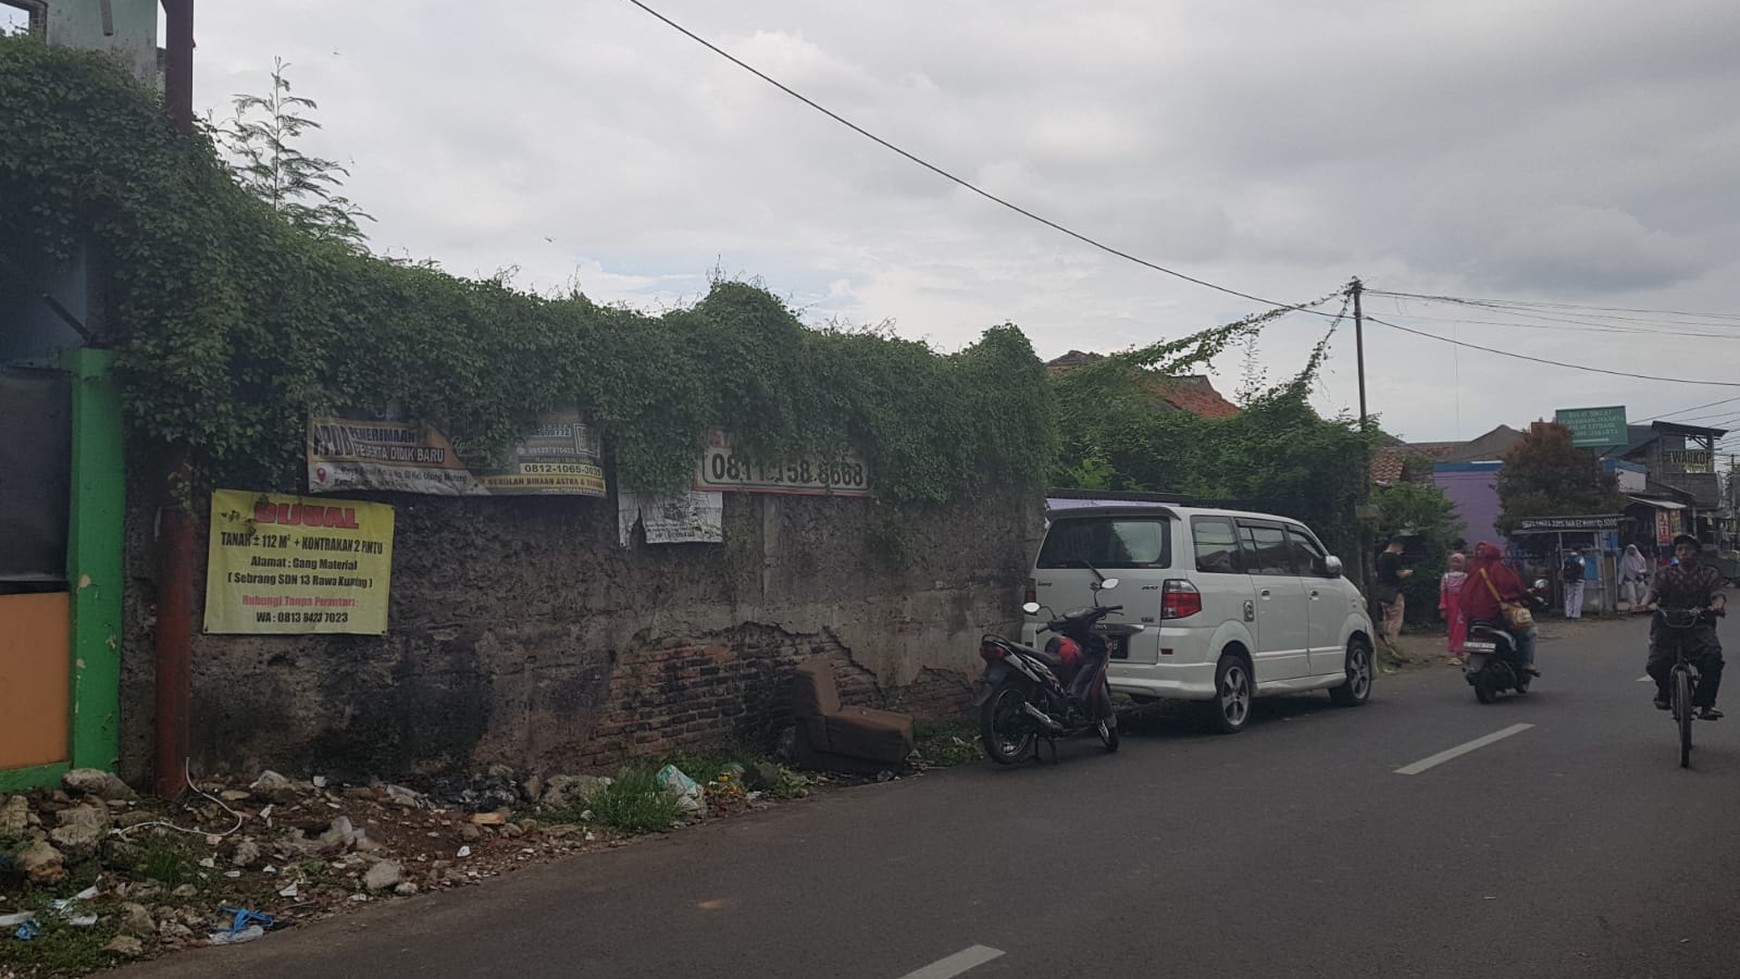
[1642,534,1728,718]
[1375,538,1412,647]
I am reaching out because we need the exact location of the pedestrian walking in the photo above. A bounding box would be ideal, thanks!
[1561,548,1587,619]
[1439,551,1469,664]
[1376,538,1413,648]
[1619,543,1650,609]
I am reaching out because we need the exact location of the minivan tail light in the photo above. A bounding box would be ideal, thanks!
[1161,579,1202,619]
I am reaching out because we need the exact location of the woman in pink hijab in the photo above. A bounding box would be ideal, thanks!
[1438,552,1470,664]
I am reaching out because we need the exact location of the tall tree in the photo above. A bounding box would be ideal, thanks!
[220,58,373,247]
[1496,421,1626,533]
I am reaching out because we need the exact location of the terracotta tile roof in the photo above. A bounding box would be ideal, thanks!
[1044,352,1241,420]
[1371,444,1456,486]
[1149,376,1240,420]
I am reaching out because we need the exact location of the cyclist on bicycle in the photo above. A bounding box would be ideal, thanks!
[1640,534,1728,718]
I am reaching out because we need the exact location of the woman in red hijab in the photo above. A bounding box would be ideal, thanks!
[1461,541,1540,675]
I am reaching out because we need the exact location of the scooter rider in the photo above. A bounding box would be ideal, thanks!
[1460,541,1543,676]
[1641,534,1728,719]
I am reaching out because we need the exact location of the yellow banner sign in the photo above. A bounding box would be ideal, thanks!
[203,489,394,635]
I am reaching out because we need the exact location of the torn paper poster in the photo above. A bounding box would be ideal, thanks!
[618,490,724,545]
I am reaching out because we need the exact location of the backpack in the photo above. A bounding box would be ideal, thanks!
[1561,556,1583,583]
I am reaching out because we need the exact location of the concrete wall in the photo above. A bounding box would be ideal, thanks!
[117,486,1041,781]
[45,0,159,87]
[1433,462,1504,547]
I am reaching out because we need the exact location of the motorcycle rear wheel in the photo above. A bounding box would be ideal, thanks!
[981,680,1038,765]
[1473,671,1498,704]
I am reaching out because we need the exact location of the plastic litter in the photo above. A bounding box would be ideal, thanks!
[209,925,264,946]
[656,765,704,813]
[64,914,98,927]
[212,907,275,945]
[457,845,472,858]
[14,920,40,941]
[0,912,35,928]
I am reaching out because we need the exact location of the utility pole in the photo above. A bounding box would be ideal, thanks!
[1352,277,1367,432]
[153,0,195,798]
[1350,277,1375,598]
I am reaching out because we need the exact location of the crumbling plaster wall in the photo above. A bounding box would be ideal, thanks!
[117,486,1042,781]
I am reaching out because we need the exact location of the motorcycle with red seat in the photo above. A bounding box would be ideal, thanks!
[973,576,1144,764]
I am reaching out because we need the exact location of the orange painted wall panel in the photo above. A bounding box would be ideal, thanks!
[0,592,70,769]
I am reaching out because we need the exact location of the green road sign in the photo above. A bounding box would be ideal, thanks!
[1554,406,1628,448]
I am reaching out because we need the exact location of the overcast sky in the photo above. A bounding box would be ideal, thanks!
[177,0,1740,448]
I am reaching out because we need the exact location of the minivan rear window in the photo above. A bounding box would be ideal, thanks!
[1037,517,1172,569]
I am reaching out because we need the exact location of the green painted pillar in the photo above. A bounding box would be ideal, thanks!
[62,347,124,773]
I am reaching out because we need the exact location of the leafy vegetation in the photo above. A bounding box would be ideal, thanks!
[1496,421,1626,534]
[585,766,682,833]
[1049,305,1373,559]
[0,38,1052,504]
[1372,481,1466,625]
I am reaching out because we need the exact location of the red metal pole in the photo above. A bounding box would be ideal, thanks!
[152,454,193,796]
[161,0,194,133]
[153,0,195,797]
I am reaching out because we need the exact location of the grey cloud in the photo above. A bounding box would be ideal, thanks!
[184,0,1740,442]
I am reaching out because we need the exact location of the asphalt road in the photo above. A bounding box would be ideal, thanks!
[119,616,1740,979]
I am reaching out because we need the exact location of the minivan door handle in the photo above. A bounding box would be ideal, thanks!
[1309,589,1321,599]
[1259,588,1272,598]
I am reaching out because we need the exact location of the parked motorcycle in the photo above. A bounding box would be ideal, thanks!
[973,577,1145,764]
[1463,578,1549,703]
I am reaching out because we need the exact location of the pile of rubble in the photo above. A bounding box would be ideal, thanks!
[0,761,818,974]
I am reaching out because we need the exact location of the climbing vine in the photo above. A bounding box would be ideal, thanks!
[0,39,1053,503]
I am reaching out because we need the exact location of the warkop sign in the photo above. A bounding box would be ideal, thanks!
[203,490,395,635]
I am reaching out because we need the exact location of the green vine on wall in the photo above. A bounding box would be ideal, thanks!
[0,39,1054,503]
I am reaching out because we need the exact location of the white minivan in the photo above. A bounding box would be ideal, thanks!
[1025,502,1375,732]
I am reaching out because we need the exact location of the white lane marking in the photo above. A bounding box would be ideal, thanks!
[1395,724,1535,776]
[1637,675,1653,683]
[896,946,1006,979]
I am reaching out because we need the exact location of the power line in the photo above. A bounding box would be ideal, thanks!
[623,0,1318,313]
[1362,315,1740,387]
[1368,306,1740,342]
[1635,395,1740,423]
[1368,289,1740,324]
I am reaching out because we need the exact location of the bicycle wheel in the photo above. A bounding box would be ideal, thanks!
[1675,668,1694,769]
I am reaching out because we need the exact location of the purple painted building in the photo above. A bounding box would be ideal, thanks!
[1434,461,1505,546]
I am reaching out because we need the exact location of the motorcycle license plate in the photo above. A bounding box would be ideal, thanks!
[1462,640,1497,653]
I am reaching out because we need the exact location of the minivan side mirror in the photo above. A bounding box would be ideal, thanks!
[1324,555,1344,578]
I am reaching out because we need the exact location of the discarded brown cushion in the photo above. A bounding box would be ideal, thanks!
[791,656,914,771]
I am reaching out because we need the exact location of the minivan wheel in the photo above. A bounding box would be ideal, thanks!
[1204,654,1253,734]
[1328,638,1374,707]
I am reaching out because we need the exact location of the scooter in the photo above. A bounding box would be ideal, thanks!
[972,576,1145,764]
[1463,578,1548,704]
